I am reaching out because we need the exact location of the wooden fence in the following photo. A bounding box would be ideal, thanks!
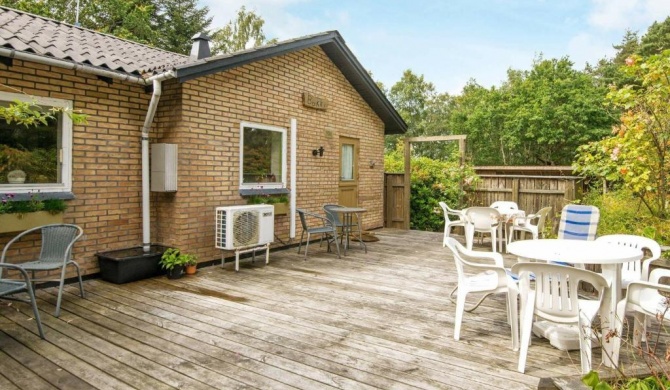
[384,166,586,230]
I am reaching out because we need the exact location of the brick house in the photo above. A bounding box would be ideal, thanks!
[0,7,406,277]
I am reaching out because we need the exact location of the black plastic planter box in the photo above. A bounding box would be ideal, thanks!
[96,245,167,284]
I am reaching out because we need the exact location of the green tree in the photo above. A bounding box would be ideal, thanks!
[574,52,670,219]
[448,80,510,165]
[153,0,212,54]
[386,70,455,159]
[210,6,276,55]
[639,16,670,57]
[505,57,613,166]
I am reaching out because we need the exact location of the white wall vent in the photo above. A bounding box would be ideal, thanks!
[151,143,178,192]
[215,205,274,250]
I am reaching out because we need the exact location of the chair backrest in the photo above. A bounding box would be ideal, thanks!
[596,234,661,274]
[323,204,344,226]
[439,201,464,222]
[465,207,500,230]
[534,206,553,230]
[512,262,608,323]
[39,224,83,263]
[491,201,518,212]
[296,209,309,230]
[558,205,599,241]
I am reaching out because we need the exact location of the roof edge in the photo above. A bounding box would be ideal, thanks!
[173,31,407,135]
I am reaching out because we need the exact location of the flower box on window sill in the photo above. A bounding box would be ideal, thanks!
[273,202,289,216]
[0,211,64,234]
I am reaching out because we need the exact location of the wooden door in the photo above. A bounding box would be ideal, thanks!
[338,137,359,207]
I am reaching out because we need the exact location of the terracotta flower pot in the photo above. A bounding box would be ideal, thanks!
[185,264,197,275]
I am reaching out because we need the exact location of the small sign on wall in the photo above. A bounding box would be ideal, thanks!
[302,92,328,110]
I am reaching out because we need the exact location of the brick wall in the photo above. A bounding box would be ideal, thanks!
[0,45,386,275]
[0,59,151,278]
[153,46,385,263]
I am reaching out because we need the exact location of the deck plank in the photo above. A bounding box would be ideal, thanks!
[0,228,657,389]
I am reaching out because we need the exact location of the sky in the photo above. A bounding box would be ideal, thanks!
[198,0,670,95]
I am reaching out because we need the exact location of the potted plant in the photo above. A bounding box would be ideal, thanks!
[159,248,193,279]
[184,253,198,275]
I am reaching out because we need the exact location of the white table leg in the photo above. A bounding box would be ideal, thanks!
[599,264,622,368]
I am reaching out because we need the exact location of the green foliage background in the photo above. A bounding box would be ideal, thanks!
[385,143,478,231]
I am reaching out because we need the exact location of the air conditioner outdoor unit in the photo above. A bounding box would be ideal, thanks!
[215,204,274,250]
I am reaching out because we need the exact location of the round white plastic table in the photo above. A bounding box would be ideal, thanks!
[507,239,642,367]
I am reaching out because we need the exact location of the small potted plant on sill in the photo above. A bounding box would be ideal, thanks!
[159,248,194,279]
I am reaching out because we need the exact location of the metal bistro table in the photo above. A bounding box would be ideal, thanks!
[332,206,367,255]
[507,239,643,367]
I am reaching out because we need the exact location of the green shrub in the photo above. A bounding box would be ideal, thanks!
[0,193,67,215]
[581,188,669,245]
[385,144,479,231]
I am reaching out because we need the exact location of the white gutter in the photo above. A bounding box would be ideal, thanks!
[289,118,297,239]
[0,48,149,85]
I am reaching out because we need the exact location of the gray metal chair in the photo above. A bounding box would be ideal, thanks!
[323,204,358,244]
[1,224,84,317]
[297,209,341,259]
[0,263,45,339]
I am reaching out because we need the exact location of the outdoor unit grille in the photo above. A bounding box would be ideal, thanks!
[215,205,274,250]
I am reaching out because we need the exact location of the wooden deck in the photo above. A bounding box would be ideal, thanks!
[0,229,659,389]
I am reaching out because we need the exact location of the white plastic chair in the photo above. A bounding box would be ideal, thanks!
[612,268,670,368]
[508,206,552,245]
[595,234,661,288]
[512,262,609,374]
[464,207,501,252]
[444,237,519,351]
[491,201,519,214]
[438,201,466,246]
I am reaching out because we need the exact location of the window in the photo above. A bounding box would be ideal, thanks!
[341,144,354,180]
[0,92,72,193]
[239,122,286,190]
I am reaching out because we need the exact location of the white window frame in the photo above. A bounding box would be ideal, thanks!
[239,121,287,190]
[0,91,73,193]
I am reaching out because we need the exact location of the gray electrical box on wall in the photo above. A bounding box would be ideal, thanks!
[151,143,178,192]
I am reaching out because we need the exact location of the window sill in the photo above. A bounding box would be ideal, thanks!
[1,192,75,202]
[239,188,289,197]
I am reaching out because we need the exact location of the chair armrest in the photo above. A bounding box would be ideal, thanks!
[642,258,658,281]
[458,246,505,267]
[512,213,538,226]
[0,263,34,284]
[648,267,670,284]
[302,210,335,228]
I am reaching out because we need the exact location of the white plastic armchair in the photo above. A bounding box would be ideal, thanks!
[491,201,519,214]
[508,206,552,245]
[612,268,670,368]
[444,237,519,351]
[595,234,661,288]
[512,262,609,374]
[464,207,501,252]
[438,201,466,246]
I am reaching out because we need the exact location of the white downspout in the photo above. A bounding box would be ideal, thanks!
[140,72,175,251]
[289,118,297,239]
